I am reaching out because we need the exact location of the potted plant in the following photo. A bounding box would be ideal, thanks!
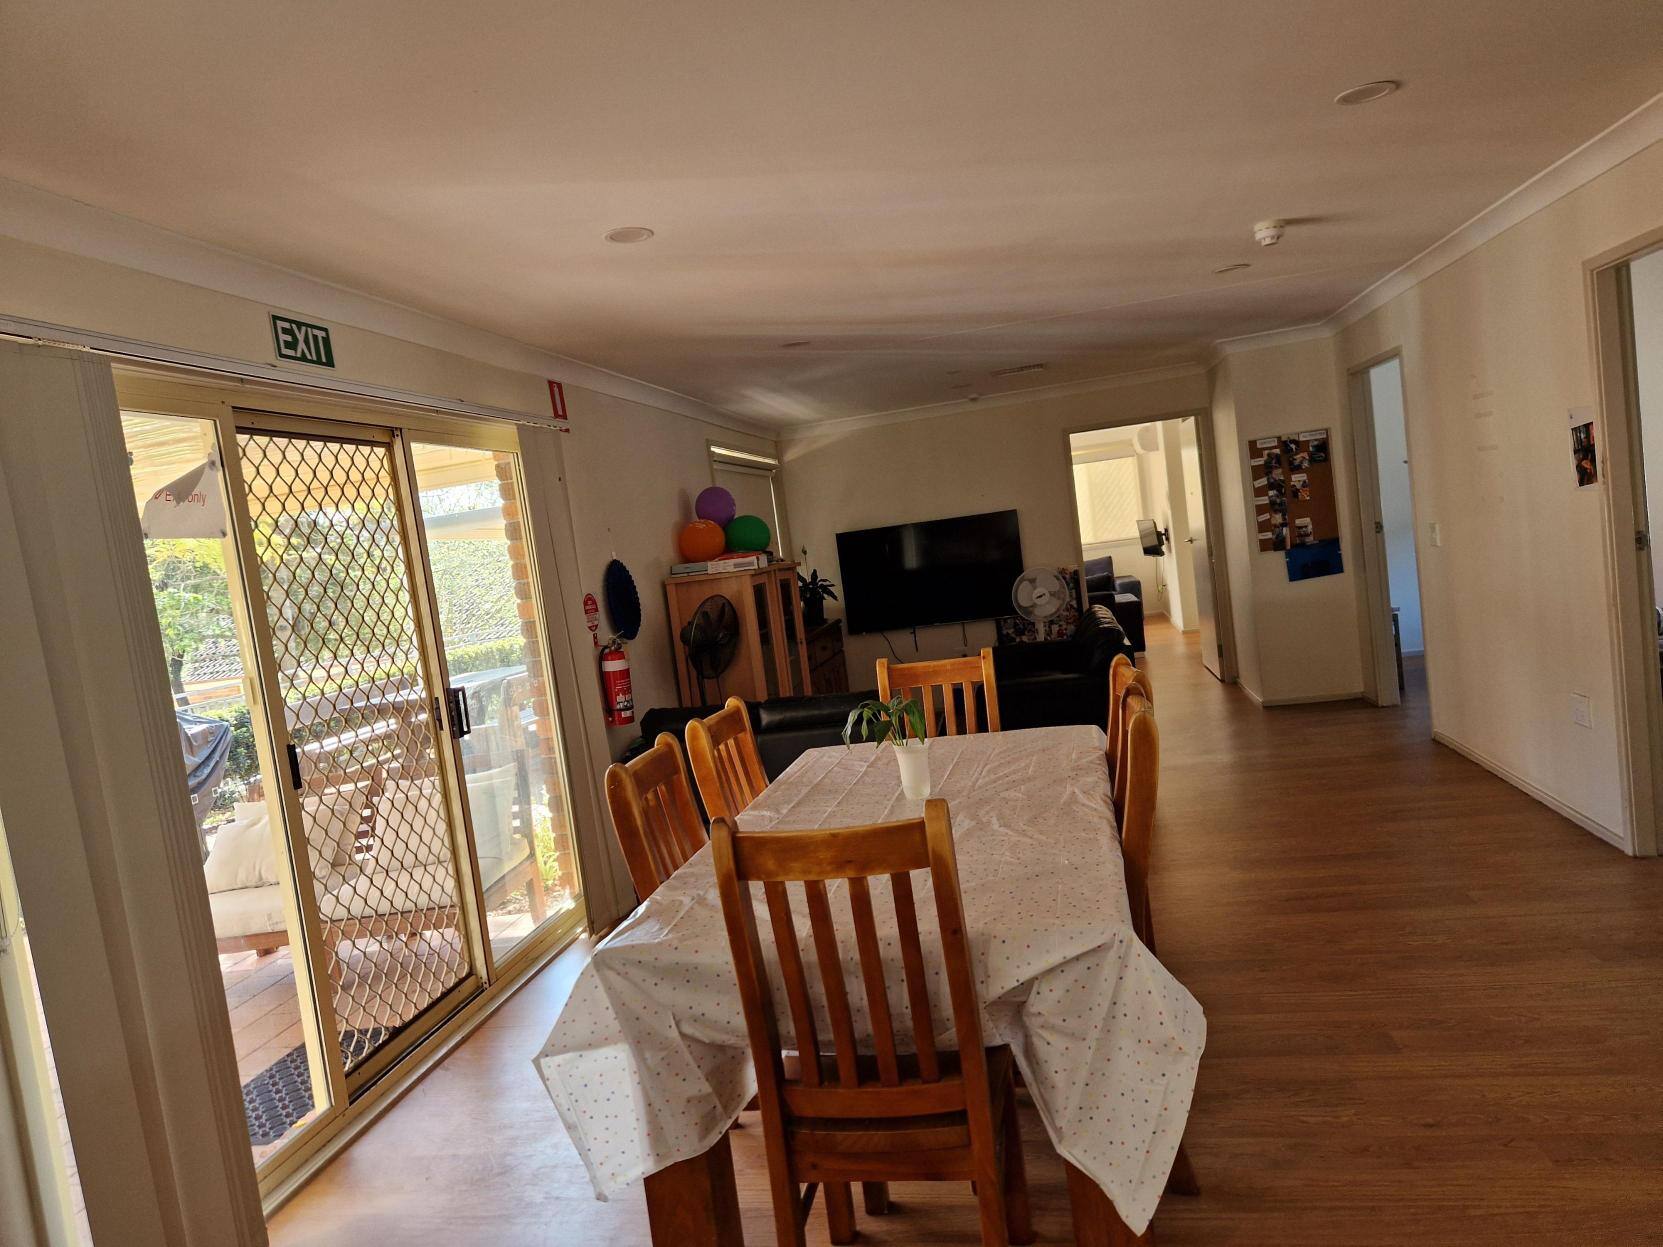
[842,693,932,799]
[797,568,837,629]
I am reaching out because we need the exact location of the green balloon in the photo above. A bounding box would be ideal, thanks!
[724,514,771,552]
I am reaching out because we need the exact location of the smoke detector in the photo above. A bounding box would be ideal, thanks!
[1254,220,1286,247]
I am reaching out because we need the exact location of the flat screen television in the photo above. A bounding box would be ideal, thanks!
[835,509,1023,634]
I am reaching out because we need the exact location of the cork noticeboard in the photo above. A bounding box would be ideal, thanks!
[1247,428,1337,553]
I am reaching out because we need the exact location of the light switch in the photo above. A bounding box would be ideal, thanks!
[1570,693,1593,729]
[1428,521,1442,548]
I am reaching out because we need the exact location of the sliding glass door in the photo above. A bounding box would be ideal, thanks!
[407,442,583,967]
[119,387,584,1185]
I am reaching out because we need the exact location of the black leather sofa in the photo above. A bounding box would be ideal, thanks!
[992,605,1134,731]
[1082,556,1146,653]
[632,607,1134,784]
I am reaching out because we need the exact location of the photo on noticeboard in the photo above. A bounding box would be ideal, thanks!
[1307,436,1329,464]
[1571,419,1598,487]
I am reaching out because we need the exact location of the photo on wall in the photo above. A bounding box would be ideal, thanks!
[1570,413,1598,487]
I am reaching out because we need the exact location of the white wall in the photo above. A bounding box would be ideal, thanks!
[1631,247,1663,610]
[1368,358,1424,653]
[1156,421,1197,631]
[780,372,1210,684]
[1334,135,1663,848]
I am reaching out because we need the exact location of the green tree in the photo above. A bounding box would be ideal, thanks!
[145,538,234,696]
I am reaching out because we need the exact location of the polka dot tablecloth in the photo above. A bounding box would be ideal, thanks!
[535,724,1204,1235]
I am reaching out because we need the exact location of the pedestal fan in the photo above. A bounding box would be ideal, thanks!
[679,595,740,703]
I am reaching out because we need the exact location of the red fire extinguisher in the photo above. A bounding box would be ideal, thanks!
[600,640,634,727]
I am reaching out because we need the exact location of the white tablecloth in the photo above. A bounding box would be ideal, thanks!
[535,724,1204,1234]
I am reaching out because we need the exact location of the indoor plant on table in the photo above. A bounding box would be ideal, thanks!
[797,568,837,629]
[842,693,932,799]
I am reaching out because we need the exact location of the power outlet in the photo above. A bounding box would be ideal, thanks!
[1570,692,1593,729]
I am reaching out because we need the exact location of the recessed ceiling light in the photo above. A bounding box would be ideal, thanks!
[1213,262,1252,274]
[780,340,812,349]
[1334,79,1399,106]
[604,226,655,244]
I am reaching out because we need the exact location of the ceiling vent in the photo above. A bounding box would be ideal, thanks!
[990,362,1047,378]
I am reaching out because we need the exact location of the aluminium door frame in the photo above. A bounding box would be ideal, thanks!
[225,408,488,1106]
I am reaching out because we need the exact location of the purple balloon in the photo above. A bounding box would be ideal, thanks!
[695,485,736,526]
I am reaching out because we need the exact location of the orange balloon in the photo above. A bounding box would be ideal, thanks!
[678,519,726,562]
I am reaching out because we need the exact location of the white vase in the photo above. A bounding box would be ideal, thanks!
[895,739,931,799]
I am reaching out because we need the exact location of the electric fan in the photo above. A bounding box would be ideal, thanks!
[1011,566,1071,624]
[679,595,741,703]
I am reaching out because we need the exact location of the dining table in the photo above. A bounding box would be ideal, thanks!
[536,723,1205,1244]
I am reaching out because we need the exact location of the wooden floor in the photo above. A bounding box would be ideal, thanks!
[269,622,1663,1245]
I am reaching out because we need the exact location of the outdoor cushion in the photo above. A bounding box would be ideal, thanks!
[203,801,281,893]
[208,883,288,943]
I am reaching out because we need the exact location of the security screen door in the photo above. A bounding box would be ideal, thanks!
[229,420,481,1090]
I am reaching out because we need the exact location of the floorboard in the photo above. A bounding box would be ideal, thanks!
[268,621,1663,1244]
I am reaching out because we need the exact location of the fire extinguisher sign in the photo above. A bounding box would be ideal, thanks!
[548,379,570,431]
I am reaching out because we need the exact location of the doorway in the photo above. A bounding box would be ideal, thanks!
[1590,237,1663,857]
[119,379,586,1185]
[1065,411,1233,680]
[1349,356,1426,710]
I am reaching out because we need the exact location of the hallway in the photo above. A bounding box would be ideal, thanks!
[269,623,1663,1244]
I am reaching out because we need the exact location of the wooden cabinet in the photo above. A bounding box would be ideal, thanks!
[805,620,849,694]
[664,563,812,707]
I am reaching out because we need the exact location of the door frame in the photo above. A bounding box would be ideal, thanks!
[1345,351,1431,711]
[1586,228,1663,858]
[1062,407,1238,681]
[109,364,606,1205]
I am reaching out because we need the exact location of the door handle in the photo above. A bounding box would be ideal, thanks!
[444,687,472,739]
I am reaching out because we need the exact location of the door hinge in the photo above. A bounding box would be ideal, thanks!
[285,742,303,791]
[1637,529,1650,552]
[1374,520,1385,534]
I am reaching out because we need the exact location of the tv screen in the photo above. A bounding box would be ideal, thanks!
[836,510,1023,634]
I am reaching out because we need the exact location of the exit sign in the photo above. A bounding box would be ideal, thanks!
[270,314,335,368]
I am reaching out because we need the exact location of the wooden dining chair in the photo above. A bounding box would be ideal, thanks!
[686,696,769,822]
[604,733,707,901]
[1105,653,1136,772]
[1115,691,1201,1199]
[710,800,1033,1247]
[876,647,1001,736]
[1110,668,1153,822]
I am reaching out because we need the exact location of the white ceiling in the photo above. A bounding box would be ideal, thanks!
[3,1,1661,427]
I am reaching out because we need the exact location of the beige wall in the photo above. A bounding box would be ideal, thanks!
[780,372,1210,684]
[0,233,778,759]
[1208,335,1368,705]
[558,387,776,742]
[1333,136,1663,847]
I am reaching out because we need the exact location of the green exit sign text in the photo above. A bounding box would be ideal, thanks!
[270,314,335,368]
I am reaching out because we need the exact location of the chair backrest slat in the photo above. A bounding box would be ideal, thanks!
[712,801,984,1125]
[763,879,822,1085]
[802,879,862,1086]
[686,697,768,822]
[888,870,940,1080]
[846,876,900,1085]
[604,733,706,901]
[876,648,1001,738]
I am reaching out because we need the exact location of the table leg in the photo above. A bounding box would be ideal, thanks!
[1066,1162,1152,1246]
[644,1133,745,1247]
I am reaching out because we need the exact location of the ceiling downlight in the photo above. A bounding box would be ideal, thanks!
[604,226,655,244]
[1334,80,1400,105]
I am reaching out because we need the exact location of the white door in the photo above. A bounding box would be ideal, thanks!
[1179,417,1222,679]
